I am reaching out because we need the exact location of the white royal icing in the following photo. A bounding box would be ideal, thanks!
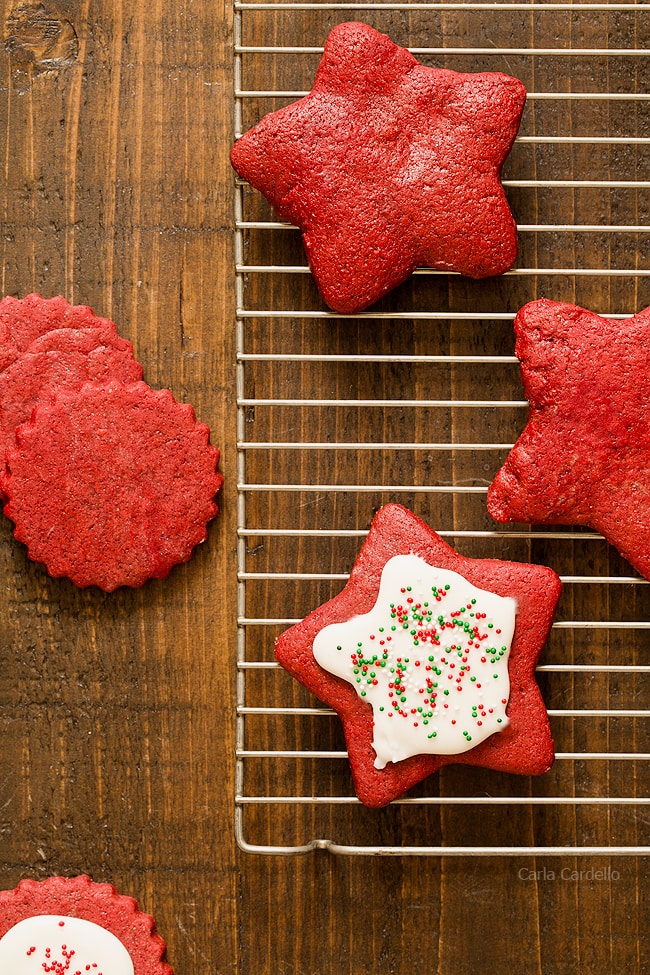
[0,914,134,975]
[313,553,516,769]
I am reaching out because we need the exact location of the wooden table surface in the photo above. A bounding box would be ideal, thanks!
[0,1,647,972]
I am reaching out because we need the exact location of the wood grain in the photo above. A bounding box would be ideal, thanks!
[0,1,647,974]
[0,0,237,970]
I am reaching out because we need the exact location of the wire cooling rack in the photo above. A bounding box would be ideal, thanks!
[234,0,650,855]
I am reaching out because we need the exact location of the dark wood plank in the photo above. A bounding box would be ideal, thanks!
[0,1,237,970]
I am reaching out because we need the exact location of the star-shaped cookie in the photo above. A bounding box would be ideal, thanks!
[274,504,561,807]
[231,22,526,313]
[488,299,650,580]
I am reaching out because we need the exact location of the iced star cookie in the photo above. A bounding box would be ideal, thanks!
[2,380,223,591]
[487,298,650,580]
[231,21,526,313]
[0,875,173,975]
[274,504,562,807]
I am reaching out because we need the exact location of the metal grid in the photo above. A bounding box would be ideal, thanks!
[234,1,650,855]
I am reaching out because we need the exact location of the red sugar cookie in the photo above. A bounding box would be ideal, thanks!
[0,875,173,975]
[2,380,223,591]
[0,327,142,487]
[231,21,526,313]
[0,293,117,370]
[487,299,650,579]
[274,503,561,807]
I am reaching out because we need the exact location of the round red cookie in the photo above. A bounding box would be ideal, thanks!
[0,875,173,975]
[2,379,224,590]
[275,503,562,807]
[0,294,118,371]
[0,326,143,487]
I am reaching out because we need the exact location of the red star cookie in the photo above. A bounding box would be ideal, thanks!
[487,298,650,580]
[274,504,561,807]
[231,22,526,314]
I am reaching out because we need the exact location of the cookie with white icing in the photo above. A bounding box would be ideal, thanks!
[274,503,562,807]
[0,875,173,975]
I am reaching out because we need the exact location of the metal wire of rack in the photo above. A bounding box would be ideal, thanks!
[234,0,650,855]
